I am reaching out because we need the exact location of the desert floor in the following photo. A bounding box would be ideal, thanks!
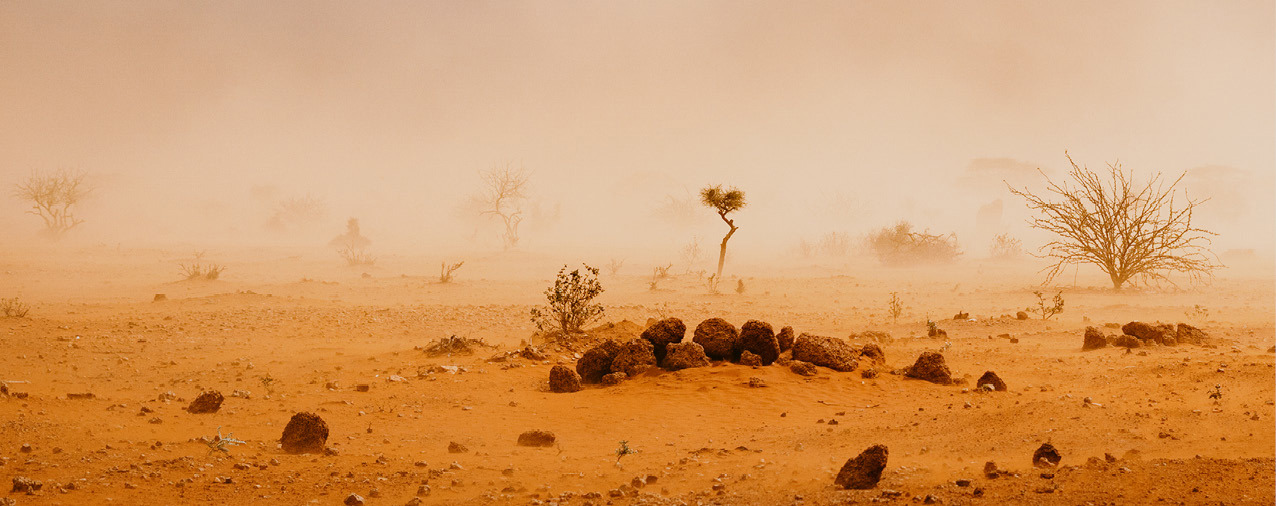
[1,246,1273,505]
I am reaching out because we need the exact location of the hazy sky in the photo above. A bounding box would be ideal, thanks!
[2,1,1273,257]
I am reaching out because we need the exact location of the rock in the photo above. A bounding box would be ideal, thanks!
[12,476,42,494]
[1033,443,1062,468]
[153,293,167,302]
[1082,326,1108,350]
[280,412,329,454]
[186,390,224,414]
[777,326,795,352]
[1177,323,1207,345]
[1016,311,1029,320]
[859,343,886,365]
[851,330,893,344]
[1109,334,1141,348]
[1122,321,1173,344]
[344,493,365,506]
[692,318,740,361]
[739,320,779,365]
[548,365,582,393]
[516,430,556,447]
[520,345,548,361]
[905,352,953,384]
[927,326,947,339]
[576,340,622,383]
[641,318,686,362]
[861,368,878,379]
[953,311,969,320]
[834,444,888,489]
[791,334,858,372]
[747,377,766,388]
[662,341,711,370]
[447,441,468,453]
[789,360,818,376]
[983,461,1001,478]
[611,339,657,377]
[739,350,763,366]
[976,371,1007,391]
[404,498,423,506]
[600,372,628,385]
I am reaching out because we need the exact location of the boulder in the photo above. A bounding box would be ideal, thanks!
[739,350,763,367]
[662,342,710,370]
[576,340,621,383]
[1122,321,1174,344]
[548,365,582,393]
[791,334,858,372]
[976,371,1007,391]
[280,412,329,454]
[692,318,740,361]
[516,430,556,447]
[859,343,886,365]
[1016,311,1029,320]
[1082,326,1108,351]
[1176,323,1208,345]
[1033,443,1062,468]
[834,444,889,489]
[186,390,224,414]
[739,320,780,365]
[1109,334,1141,348]
[776,326,795,352]
[789,360,818,376]
[611,339,657,377]
[641,318,686,362]
[905,352,953,384]
[600,372,628,385]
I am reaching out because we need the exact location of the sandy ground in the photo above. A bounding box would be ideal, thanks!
[1,246,1273,505]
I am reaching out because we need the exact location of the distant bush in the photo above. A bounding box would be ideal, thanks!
[180,263,225,280]
[530,264,605,337]
[868,221,960,266]
[989,233,1024,260]
[439,261,464,283]
[330,218,374,266]
[266,193,327,232]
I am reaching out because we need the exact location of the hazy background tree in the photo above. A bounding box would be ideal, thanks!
[480,164,530,250]
[13,169,92,238]
[330,217,374,266]
[700,185,746,286]
[1008,153,1218,291]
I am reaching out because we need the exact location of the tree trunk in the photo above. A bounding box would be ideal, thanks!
[716,226,737,281]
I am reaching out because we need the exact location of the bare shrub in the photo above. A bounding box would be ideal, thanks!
[479,164,530,250]
[1007,153,1218,290]
[989,233,1024,260]
[530,264,605,337]
[700,185,746,281]
[1,297,30,318]
[1028,290,1064,320]
[267,193,327,232]
[606,258,625,276]
[887,292,903,323]
[819,231,853,256]
[330,218,374,266]
[679,236,703,274]
[439,261,464,283]
[179,263,225,281]
[13,169,92,237]
[869,221,961,266]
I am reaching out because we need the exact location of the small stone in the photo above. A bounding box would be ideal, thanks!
[344,493,365,506]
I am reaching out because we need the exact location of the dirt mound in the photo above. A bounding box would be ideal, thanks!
[739,320,779,365]
[640,318,686,363]
[516,430,556,447]
[1177,323,1208,345]
[611,339,657,377]
[776,326,795,351]
[586,320,644,343]
[280,412,329,454]
[576,340,621,383]
[692,318,740,361]
[548,365,581,393]
[859,343,886,365]
[186,390,224,414]
[977,371,1007,391]
[422,335,490,356]
[835,444,888,489]
[1082,326,1108,350]
[792,334,858,372]
[905,352,953,384]
[1033,443,1062,468]
[662,342,710,370]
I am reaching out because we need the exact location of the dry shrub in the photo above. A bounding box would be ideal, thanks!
[989,233,1024,259]
[1,297,30,318]
[869,221,961,266]
[180,263,226,280]
[439,261,464,283]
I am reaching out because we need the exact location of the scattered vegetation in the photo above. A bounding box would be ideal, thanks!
[331,218,374,266]
[989,233,1024,260]
[869,221,961,266]
[606,258,625,276]
[735,279,746,294]
[205,426,246,455]
[479,164,530,250]
[1,297,30,318]
[1208,384,1223,401]
[13,169,92,237]
[422,335,490,356]
[615,440,637,464]
[680,236,703,274]
[887,292,903,323]
[180,263,226,280]
[1007,152,1219,290]
[700,185,746,283]
[1185,304,1209,321]
[439,261,464,283]
[1028,290,1065,320]
[530,264,605,337]
[266,193,327,232]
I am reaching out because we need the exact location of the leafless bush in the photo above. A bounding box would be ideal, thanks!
[679,237,703,274]
[439,261,464,283]
[1,297,30,318]
[819,232,853,256]
[1008,153,1218,290]
[331,218,374,266]
[1028,290,1064,320]
[12,169,92,237]
[869,221,961,266]
[180,263,225,281]
[887,292,903,323]
[606,258,625,276]
[266,193,327,232]
[989,233,1024,260]
[479,164,530,250]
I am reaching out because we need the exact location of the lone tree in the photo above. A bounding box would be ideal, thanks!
[1008,153,1218,291]
[700,185,746,285]
[479,164,530,250]
[13,169,92,237]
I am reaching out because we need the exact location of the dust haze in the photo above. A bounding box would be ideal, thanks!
[1,2,1274,505]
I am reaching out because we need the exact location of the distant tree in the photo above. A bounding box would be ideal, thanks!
[700,185,746,286]
[989,233,1024,260]
[330,218,374,266]
[869,221,960,266]
[12,169,92,237]
[479,164,530,250]
[1008,153,1218,291]
[267,193,328,232]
